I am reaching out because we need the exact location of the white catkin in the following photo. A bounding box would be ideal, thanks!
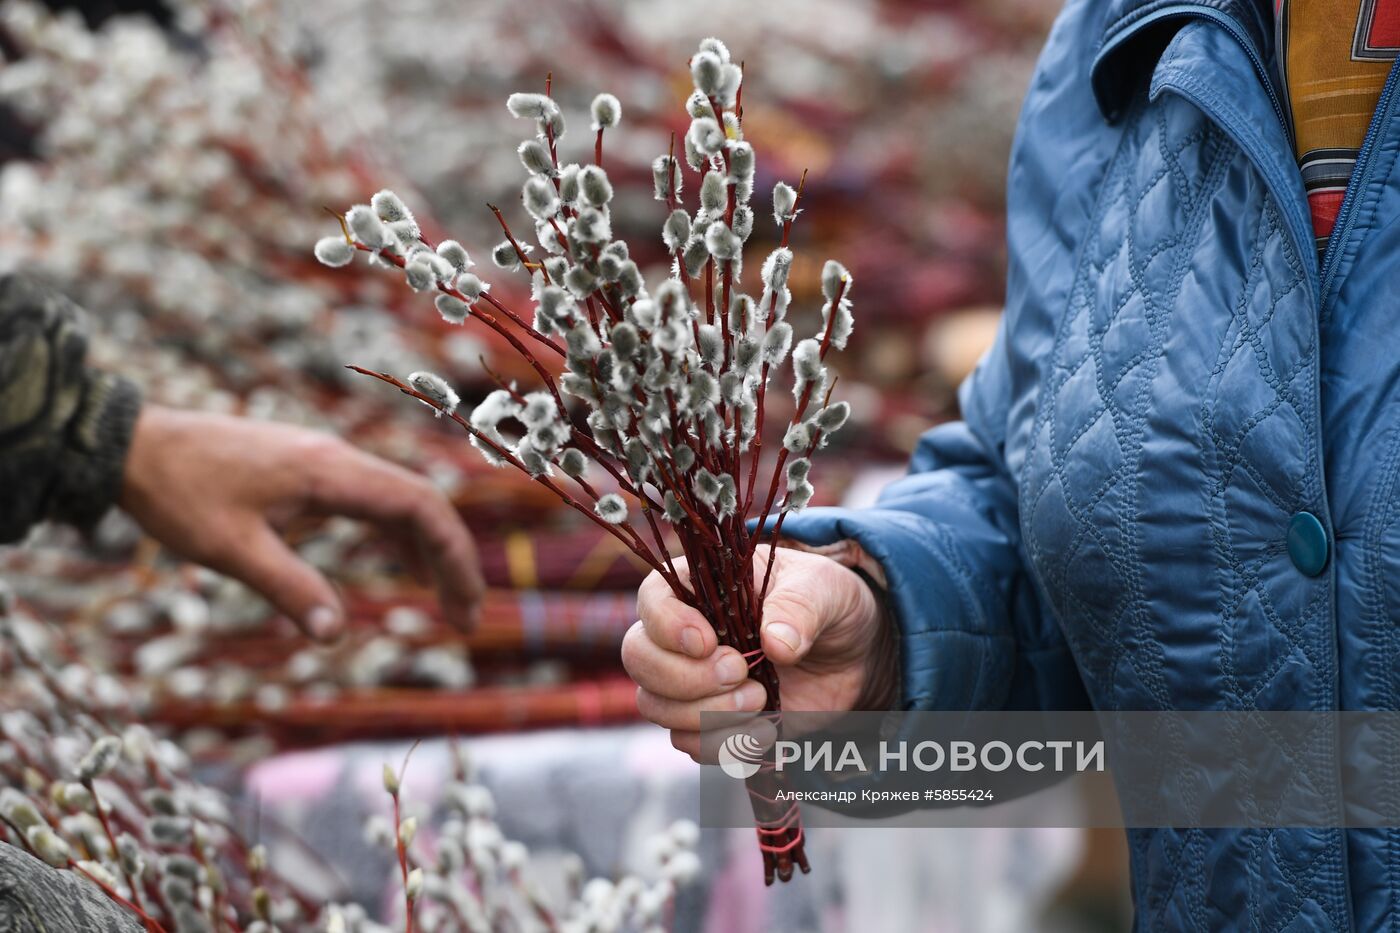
[718,64,744,106]
[822,298,854,349]
[76,735,121,780]
[518,139,556,177]
[524,175,561,220]
[699,37,731,63]
[700,171,727,213]
[27,826,71,868]
[691,51,723,96]
[558,448,588,478]
[455,273,489,302]
[688,117,726,157]
[728,141,755,181]
[761,248,793,292]
[821,260,851,300]
[314,236,353,268]
[792,338,823,381]
[663,209,691,252]
[595,494,628,524]
[506,92,554,120]
[784,422,812,453]
[762,321,793,365]
[579,165,613,206]
[704,223,741,261]
[787,458,812,484]
[408,371,460,417]
[435,293,470,324]
[559,163,582,203]
[732,204,754,240]
[436,240,473,273]
[814,401,851,433]
[590,93,622,130]
[652,156,683,201]
[492,240,524,270]
[371,189,412,223]
[347,204,388,248]
[404,259,435,292]
[773,181,798,225]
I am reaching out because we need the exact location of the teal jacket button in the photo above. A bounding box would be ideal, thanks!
[1287,511,1329,577]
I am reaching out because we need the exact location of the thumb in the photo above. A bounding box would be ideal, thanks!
[221,525,345,640]
[759,588,825,666]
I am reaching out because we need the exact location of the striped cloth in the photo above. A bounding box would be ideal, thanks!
[1277,0,1400,251]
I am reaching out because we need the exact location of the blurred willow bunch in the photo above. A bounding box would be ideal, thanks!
[315,37,853,884]
[0,595,694,932]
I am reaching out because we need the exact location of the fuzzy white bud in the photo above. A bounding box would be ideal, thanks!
[435,294,469,324]
[405,259,435,292]
[408,371,459,417]
[760,248,793,292]
[652,156,683,201]
[455,273,490,302]
[700,171,727,213]
[506,93,554,120]
[762,322,793,366]
[579,165,613,207]
[27,826,71,868]
[347,204,389,249]
[814,402,850,434]
[691,51,723,96]
[372,189,413,224]
[436,240,473,274]
[518,139,556,177]
[687,117,725,157]
[76,736,121,781]
[523,176,561,220]
[821,260,851,300]
[595,494,628,524]
[314,236,354,268]
[590,93,622,130]
[772,182,799,226]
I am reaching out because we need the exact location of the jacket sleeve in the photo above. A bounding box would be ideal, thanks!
[775,314,1088,712]
[0,274,142,543]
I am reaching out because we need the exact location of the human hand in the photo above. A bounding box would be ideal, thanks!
[623,545,891,760]
[118,405,484,639]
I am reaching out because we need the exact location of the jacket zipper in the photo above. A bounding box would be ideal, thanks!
[1318,55,1400,310]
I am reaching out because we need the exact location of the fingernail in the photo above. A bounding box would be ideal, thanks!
[680,627,705,658]
[715,652,748,685]
[765,622,800,653]
[735,680,767,711]
[306,606,342,640]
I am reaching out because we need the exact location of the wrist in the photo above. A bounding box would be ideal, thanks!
[848,565,901,710]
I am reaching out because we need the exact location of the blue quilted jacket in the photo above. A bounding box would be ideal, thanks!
[779,0,1400,927]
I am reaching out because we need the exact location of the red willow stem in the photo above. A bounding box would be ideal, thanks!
[595,128,604,167]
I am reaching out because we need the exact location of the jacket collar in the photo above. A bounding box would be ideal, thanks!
[1091,0,1274,120]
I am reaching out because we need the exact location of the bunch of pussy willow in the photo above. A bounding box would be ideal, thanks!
[315,37,853,884]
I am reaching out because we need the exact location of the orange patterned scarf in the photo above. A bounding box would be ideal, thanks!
[1277,0,1400,249]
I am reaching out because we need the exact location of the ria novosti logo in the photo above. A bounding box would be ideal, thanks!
[717,730,766,779]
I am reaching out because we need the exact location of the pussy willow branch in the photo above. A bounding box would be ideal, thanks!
[749,271,847,565]
[742,168,809,515]
[345,365,692,601]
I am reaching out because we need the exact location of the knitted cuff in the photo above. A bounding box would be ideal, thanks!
[45,370,142,531]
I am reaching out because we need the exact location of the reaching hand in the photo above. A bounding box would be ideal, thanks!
[623,545,891,760]
[119,405,485,639]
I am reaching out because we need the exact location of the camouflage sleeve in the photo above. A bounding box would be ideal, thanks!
[0,274,142,544]
[0,844,144,931]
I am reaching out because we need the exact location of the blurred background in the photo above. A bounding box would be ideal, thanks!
[0,0,1132,929]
